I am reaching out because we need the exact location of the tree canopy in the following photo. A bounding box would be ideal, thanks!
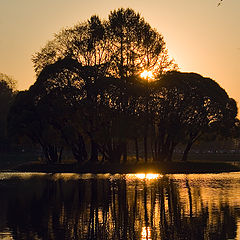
[32,8,176,78]
[8,8,239,164]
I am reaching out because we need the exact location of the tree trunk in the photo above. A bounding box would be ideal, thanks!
[144,136,148,163]
[182,140,194,162]
[153,138,159,161]
[122,141,127,163]
[109,142,123,164]
[135,138,139,162]
[42,144,63,164]
[58,146,63,163]
[167,144,174,162]
[42,145,50,163]
[90,139,98,162]
[163,135,171,161]
[72,135,87,163]
[167,141,177,162]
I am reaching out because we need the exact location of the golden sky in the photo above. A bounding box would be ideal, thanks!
[1,0,239,106]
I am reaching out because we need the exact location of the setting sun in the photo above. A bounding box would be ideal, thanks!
[140,70,154,80]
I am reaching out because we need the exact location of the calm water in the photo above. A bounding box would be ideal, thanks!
[0,172,240,240]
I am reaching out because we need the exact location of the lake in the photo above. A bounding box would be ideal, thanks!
[0,172,240,240]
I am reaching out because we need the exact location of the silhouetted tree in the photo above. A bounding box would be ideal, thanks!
[29,8,176,164]
[0,73,16,152]
[32,8,175,78]
[8,90,63,164]
[8,8,238,166]
[149,71,238,162]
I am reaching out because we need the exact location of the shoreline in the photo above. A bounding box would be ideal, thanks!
[2,161,240,175]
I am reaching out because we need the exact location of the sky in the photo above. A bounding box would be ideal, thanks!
[1,0,239,106]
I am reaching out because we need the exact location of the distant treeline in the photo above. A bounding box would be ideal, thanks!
[2,8,239,164]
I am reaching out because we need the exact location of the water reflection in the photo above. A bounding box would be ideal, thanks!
[0,172,240,239]
[128,173,162,180]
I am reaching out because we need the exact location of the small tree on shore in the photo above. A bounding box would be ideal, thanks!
[0,73,16,151]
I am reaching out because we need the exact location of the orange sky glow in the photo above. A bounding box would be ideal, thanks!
[0,0,239,109]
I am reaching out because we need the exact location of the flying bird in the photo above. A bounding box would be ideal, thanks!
[217,0,223,7]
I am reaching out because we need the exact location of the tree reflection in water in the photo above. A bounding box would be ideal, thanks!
[0,173,239,240]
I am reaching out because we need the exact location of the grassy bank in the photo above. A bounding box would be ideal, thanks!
[1,151,240,174]
[0,151,40,170]
[6,160,240,174]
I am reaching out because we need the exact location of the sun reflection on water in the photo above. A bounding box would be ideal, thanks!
[0,228,13,240]
[2,172,240,239]
[0,172,47,180]
[141,226,152,240]
[127,173,162,180]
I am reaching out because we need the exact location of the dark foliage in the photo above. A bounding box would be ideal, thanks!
[0,73,16,151]
[8,8,239,165]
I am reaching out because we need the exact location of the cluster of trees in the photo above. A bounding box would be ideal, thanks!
[7,8,239,164]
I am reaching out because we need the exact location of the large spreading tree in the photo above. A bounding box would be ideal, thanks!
[28,8,176,163]
[8,8,238,164]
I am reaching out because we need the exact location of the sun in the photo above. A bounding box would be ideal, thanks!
[140,70,154,80]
